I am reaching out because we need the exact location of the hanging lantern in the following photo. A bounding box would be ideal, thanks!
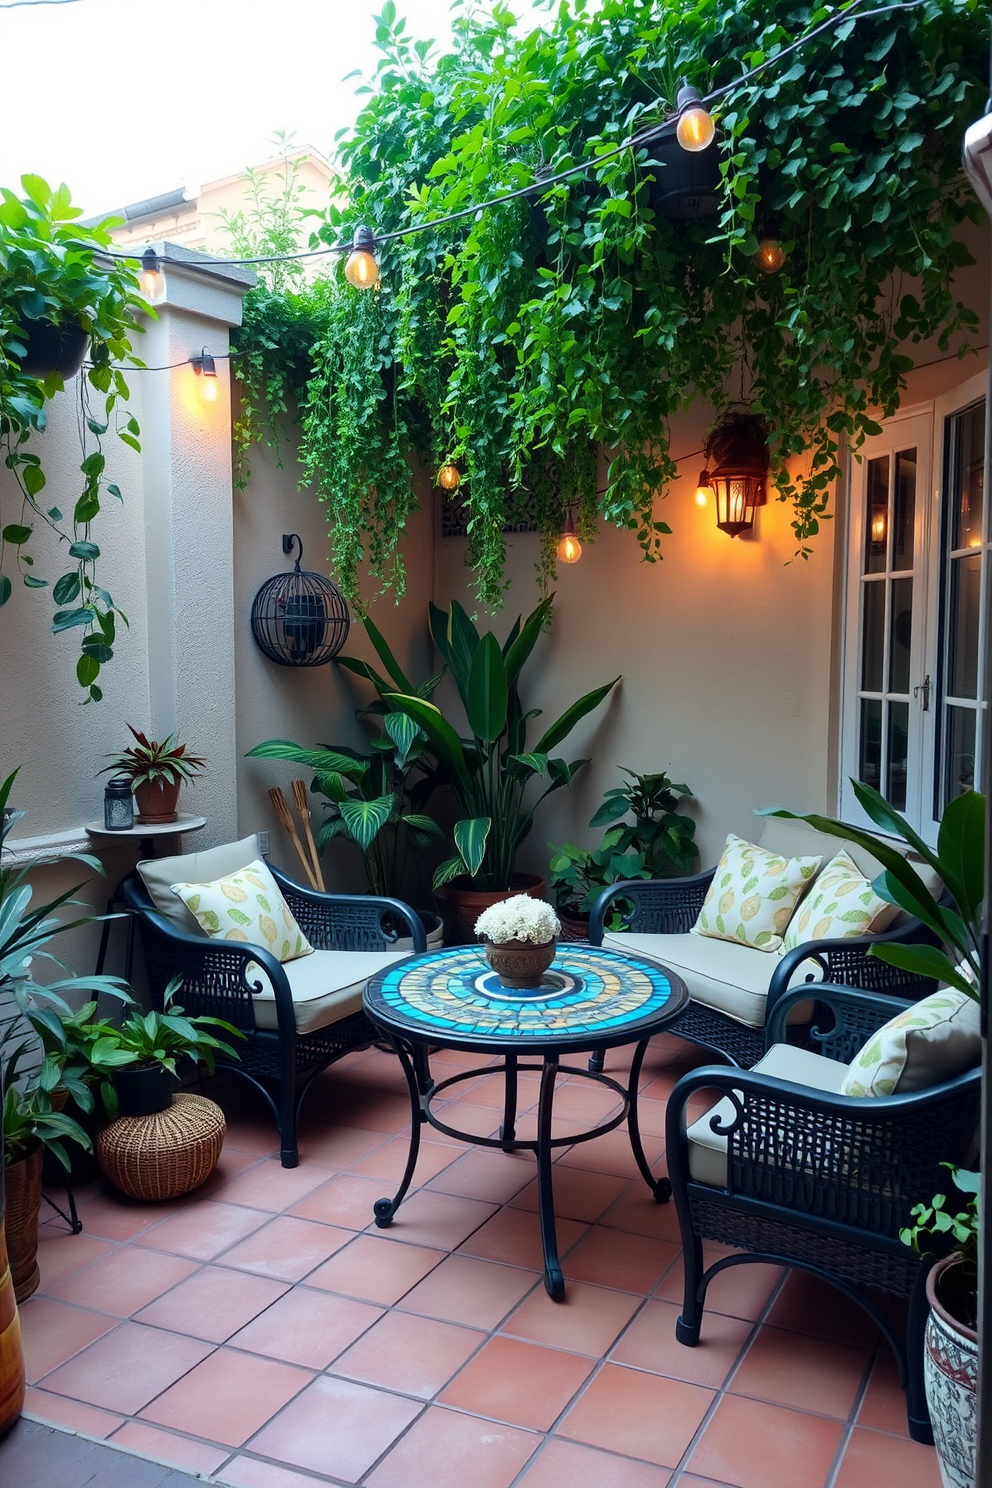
[703,412,770,538]
[250,535,350,666]
[870,505,887,547]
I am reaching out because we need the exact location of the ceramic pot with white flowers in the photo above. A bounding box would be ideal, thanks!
[475,896,560,991]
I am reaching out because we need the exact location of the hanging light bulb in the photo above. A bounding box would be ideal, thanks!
[675,83,716,153]
[756,237,786,273]
[870,505,887,546]
[139,246,162,301]
[344,225,379,289]
[191,348,218,402]
[437,463,461,491]
[694,469,711,507]
[556,508,582,564]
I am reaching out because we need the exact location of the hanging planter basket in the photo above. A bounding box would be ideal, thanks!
[11,319,89,380]
[646,121,722,221]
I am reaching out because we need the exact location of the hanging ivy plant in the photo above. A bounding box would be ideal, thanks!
[232,0,986,611]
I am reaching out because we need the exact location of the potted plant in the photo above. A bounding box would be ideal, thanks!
[548,840,652,939]
[901,1165,979,1488]
[589,769,698,877]
[100,726,206,823]
[475,895,561,990]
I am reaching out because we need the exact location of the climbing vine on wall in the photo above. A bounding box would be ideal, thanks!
[232,0,986,611]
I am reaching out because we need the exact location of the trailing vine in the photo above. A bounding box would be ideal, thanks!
[232,0,987,610]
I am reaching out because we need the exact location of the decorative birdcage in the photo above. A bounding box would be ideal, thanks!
[250,535,350,667]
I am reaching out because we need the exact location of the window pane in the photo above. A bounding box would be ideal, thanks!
[861,581,885,691]
[865,455,889,574]
[886,701,909,810]
[948,553,981,699]
[950,403,986,551]
[892,449,916,569]
[859,698,882,791]
[888,576,912,693]
[943,706,977,803]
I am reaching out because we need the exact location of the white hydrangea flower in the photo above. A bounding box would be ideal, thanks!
[474,895,560,945]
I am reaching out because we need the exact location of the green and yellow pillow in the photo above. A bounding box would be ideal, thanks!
[691,833,821,953]
[840,988,980,1097]
[782,848,898,953]
[171,858,314,964]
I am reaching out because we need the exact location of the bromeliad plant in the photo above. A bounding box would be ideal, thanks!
[386,596,619,891]
[101,726,207,788]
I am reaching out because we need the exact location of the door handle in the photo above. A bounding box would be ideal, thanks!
[913,674,931,711]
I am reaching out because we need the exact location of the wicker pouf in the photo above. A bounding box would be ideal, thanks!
[97,1093,226,1201]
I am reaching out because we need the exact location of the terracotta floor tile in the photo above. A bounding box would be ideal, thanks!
[333,1310,486,1398]
[459,1206,588,1272]
[426,1147,536,1205]
[508,1167,629,1224]
[630,1095,669,1139]
[207,1157,329,1211]
[133,1265,288,1342]
[764,1270,881,1348]
[430,1098,503,1140]
[131,1199,268,1260]
[248,1373,422,1480]
[503,1281,641,1356]
[287,1171,385,1229]
[47,1246,198,1317]
[687,1393,843,1488]
[350,1134,458,1184]
[305,1233,446,1304]
[398,1253,539,1329]
[832,1426,943,1488]
[219,1121,281,1158]
[140,1346,311,1447]
[439,1334,594,1431]
[366,1404,539,1488]
[216,1457,326,1488]
[327,1094,413,1133]
[558,1361,713,1466]
[376,1187,498,1250]
[229,1285,383,1369]
[109,1420,230,1475]
[677,1478,737,1487]
[38,1321,214,1415]
[518,1436,672,1488]
[656,1256,784,1321]
[563,1226,680,1295]
[729,1323,871,1419]
[73,1190,192,1242]
[219,1214,353,1281]
[18,1297,117,1383]
[193,1147,267,1198]
[609,1298,752,1387]
[855,1350,911,1437]
[597,1187,685,1241]
[295,1121,392,1170]
[556,1127,666,1179]
[34,1230,116,1289]
[22,1386,124,1439]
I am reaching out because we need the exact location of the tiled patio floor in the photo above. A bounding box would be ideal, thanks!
[13,1035,943,1488]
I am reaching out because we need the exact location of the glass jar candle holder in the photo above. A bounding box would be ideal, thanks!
[104,778,134,831]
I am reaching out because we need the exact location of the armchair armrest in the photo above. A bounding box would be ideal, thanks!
[765,982,916,1060]
[588,868,716,945]
[766,913,940,1023]
[268,868,426,954]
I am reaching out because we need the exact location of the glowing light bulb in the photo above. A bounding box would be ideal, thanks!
[344,224,379,289]
[756,238,786,273]
[870,507,887,545]
[675,84,715,153]
[139,247,162,301]
[192,348,218,402]
[202,377,218,402]
[438,463,461,491]
[694,469,711,507]
[556,510,582,564]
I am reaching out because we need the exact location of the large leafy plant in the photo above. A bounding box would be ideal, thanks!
[386,595,618,890]
[589,768,698,877]
[0,175,146,699]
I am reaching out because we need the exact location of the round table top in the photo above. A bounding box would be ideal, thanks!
[364,941,688,1055]
[85,814,207,840]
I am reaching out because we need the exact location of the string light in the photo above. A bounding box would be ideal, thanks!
[694,470,711,507]
[556,508,583,564]
[756,236,786,273]
[675,83,716,153]
[191,348,218,401]
[437,463,461,491]
[139,247,162,301]
[344,225,379,289]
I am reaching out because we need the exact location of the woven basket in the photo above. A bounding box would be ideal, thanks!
[97,1093,225,1201]
[5,1146,42,1304]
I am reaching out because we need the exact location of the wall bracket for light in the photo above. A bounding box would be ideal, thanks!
[190,348,218,400]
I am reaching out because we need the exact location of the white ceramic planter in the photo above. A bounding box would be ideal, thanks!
[925,1256,977,1488]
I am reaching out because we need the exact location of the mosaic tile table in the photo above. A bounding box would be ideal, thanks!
[365,942,689,1299]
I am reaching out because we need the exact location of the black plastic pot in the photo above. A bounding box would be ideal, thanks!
[113,1063,175,1117]
[13,319,89,379]
[646,122,722,220]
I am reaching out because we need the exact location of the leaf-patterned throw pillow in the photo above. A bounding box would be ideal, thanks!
[171,858,314,964]
[782,848,898,952]
[691,833,821,953]
[840,989,980,1097]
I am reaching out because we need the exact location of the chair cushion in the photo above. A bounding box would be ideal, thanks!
[249,947,409,1033]
[687,1043,849,1187]
[756,818,943,927]
[782,849,899,952]
[691,834,821,952]
[603,931,818,1029]
[839,989,981,1097]
[170,859,314,965]
[138,834,261,935]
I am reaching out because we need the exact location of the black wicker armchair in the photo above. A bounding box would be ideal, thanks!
[123,867,425,1167]
[664,982,981,1442]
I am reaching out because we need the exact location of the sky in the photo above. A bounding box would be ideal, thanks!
[0,0,549,217]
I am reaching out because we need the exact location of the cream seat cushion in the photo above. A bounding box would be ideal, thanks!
[686,1043,849,1187]
[138,834,262,935]
[248,947,409,1034]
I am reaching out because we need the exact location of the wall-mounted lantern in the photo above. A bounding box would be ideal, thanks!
[250,535,350,667]
[698,412,770,538]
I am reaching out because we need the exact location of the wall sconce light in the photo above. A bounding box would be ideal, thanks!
[703,411,770,537]
[870,505,887,547]
[139,246,163,301]
[675,83,716,153]
[250,534,351,666]
[556,507,582,564]
[344,225,379,289]
[191,348,218,401]
[437,462,461,491]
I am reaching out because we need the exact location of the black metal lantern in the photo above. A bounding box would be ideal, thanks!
[701,412,770,538]
[250,535,350,666]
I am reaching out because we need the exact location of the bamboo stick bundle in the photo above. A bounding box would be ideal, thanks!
[292,778,325,891]
[268,786,319,890]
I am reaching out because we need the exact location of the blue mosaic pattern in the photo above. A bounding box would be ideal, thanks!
[366,943,678,1042]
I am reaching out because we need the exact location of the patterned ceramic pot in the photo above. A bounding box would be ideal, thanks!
[925,1255,977,1488]
[484,938,556,989]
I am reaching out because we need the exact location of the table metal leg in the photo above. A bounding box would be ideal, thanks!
[500,1053,518,1150]
[627,1037,671,1202]
[373,1034,424,1229]
[536,1054,565,1300]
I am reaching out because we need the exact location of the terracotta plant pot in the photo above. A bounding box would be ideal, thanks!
[4,1145,43,1304]
[442,874,546,946]
[484,937,556,990]
[925,1255,978,1488]
[133,777,182,824]
[557,909,591,942]
[0,1168,26,1438]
